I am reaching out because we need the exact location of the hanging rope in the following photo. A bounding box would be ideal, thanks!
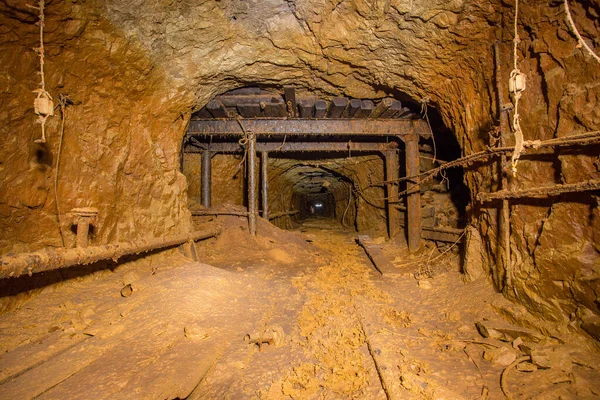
[564,0,600,63]
[509,0,526,176]
[28,0,53,143]
[54,94,69,247]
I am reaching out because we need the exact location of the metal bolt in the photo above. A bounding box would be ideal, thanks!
[71,207,98,248]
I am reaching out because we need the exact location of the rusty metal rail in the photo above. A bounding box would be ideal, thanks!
[187,119,430,138]
[185,141,399,153]
[0,229,221,279]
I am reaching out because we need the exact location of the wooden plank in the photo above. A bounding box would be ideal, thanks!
[284,86,297,118]
[354,100,374,118]
[327,97,348,118]
[298,98,315,118]
[356,235,397,275]
[393,106,412,119]
[385,150,400,239]
[206,100,228,118]
[217,94,282,107]
[264,99,286,117]
[97,338,222,400]
[370,98,394,118]
[237,103,262,118]
[314,99,328,118]
[194,108,212,119]
[0,332,88,385]
[348,99,361,117]
[380,100,403,118]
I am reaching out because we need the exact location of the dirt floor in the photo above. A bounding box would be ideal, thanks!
[0,214,599,399]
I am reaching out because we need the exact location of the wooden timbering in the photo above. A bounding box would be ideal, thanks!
[380,100,403,118]
[314,99,328,118]
[327,97,349,118]
[237,103,262,118]
[206,100,228,118]
[348,99,361,117]
[370,98,394,118]
[298,98,315,118]
[354,100,374,118]
[284,86,297,118]
[247,135,257,236]
[264,98,286,117]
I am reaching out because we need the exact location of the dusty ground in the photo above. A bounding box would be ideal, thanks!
[0,215,599,399]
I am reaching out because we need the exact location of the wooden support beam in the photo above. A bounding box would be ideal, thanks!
[201,150,211,208]
[327,97,349,118]
[354,100,374,118]
[261,152,269,220]
[264,99,286,117]
[393,106,412,119]
[385,150,400,239]
[348,99,361,117]
[284,86,297,118]
[380,100,403,118]
[370,98,394,118]
[206,100,228,118]
[188,118,430,138]
[237,103,262,118]
[314,99,327,118]
[298,99,315,118]
[217,94,280,107]
[405,135,421,252]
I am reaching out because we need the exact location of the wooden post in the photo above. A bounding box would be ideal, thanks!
[405,135,421,252]
[261,152,269,220]
[248,134,257,236]
[201,150,211,208]
[385,150,400,239]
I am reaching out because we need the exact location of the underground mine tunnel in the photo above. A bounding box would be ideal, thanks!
[1,0,600,399]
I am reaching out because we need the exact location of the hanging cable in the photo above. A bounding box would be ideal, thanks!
[508,0,526,176]
[28,0,54,143]
[564,0,600,63]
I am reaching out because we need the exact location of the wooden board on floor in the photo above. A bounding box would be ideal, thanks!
[356,235,397,275]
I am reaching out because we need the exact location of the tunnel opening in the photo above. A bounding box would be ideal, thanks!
[182,86,470,249]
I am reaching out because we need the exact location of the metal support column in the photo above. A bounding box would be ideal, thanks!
[405,135,421,252]
[385,150,400,239]
[247,134,257,236]
[261,152,269,220]
[201,150,212,208]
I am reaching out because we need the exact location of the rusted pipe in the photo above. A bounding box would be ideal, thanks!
[261,152,269,220]
[494,41,511,292]
[385,150,400,239]
[201,150,212,208]
[0,229,221,280]
[405,135,421,252]
[248,134,257,236]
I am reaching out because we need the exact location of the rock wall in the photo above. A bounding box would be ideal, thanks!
[1,0,598,336]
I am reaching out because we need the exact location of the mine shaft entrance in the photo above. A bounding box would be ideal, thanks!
[182,87,469,251]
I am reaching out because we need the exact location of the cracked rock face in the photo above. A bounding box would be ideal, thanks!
[0,0,598,336]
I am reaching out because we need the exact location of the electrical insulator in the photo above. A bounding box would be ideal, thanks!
[509,71,526,94]
[34,96,54,117]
